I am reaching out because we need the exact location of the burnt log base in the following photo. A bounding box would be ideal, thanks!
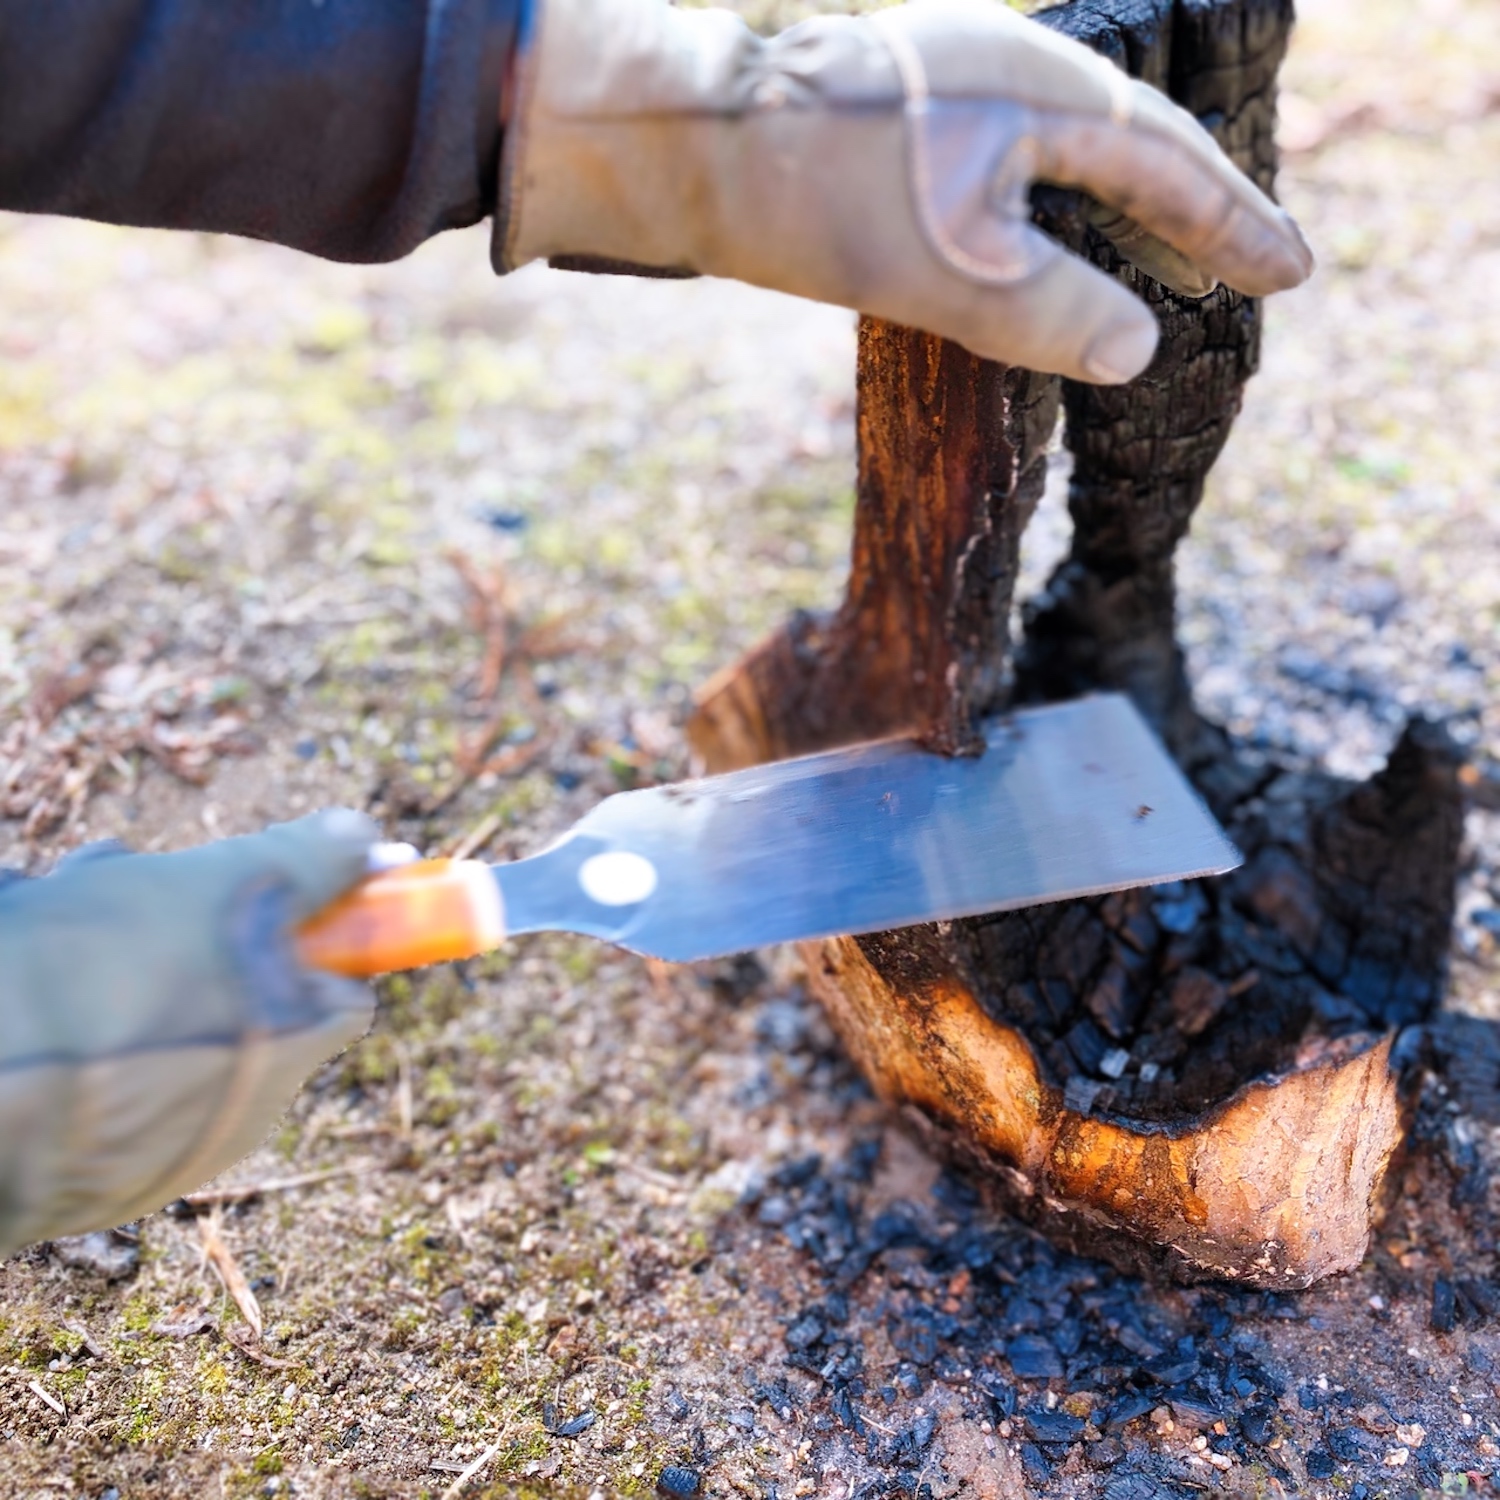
[687,0,1468,1286]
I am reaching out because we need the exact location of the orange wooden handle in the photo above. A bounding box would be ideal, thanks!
[294,859,507,978]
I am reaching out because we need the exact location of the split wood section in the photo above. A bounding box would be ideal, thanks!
[687,0,1466,1286]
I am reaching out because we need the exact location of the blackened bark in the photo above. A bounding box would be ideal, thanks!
[683,0,1468,1283]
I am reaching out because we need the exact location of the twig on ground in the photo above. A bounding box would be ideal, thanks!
[221,1324,299,1371]
[439,1429,513,1499]
[27,1380,66,1420]
[182,1160,379,1207]
[197,1210,263,1339]
[446,810,505,861]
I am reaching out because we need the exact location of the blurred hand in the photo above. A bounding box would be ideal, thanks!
[0,811,378,1254]
[500,0,1313,383]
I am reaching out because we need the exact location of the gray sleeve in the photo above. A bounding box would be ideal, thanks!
[0,0,527,264]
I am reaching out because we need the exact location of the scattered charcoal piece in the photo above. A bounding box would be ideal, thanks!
[911,1412,937,1450]
[1167,1389,1223,1427]
[1052,1318,1084,1358]
[880,1385,898,1405]
[785,1312,826,1350]
[1457,1279,1497,1324]
[726,1409,757,1432]
[1103,1393,1157,1433]
[1153,885,1206,936]
[1305,1448,1336,1480]
[1099,1047,1130,1080]
[664,1390,692,1422]
[894,1365,924,1398]
[1144,1352,1199,1384]
[1088,1438,1125,1465]
[1296,1381,1326,1411]
[889,1311,938,1365]
[830,1387,863,1433]
[1117,909,1159,957]
[1006,1335,1064,1380]
[1004,1296,1044,1333]
[542,1403,597,1438]
[1240,1404,1276,1446]
[975,1370,1016,1418]
[1167,968,1229,1039]
[1112,1322,1164,1361]
[1019,1442,1052,1485]
[1025,1408,1085,1444]
[1325,1427,1366,1462]
[1084,960,1140,1041]
[1065,1016,1111,1075]
[774,1154,823,1189]
[656,1465,702,1497]
[1063,1076,1105,1114]
[1431,1277,1457,1334]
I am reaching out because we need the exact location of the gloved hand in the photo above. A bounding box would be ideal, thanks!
[0,810,378,1256]
[499,0,1313,384]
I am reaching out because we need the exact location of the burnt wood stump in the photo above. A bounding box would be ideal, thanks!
[686,0,1468,1286]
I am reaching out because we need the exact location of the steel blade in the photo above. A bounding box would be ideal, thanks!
[493,693,1239,963]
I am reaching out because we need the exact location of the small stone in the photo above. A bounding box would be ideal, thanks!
[52,1230,139,1282]
[656,1465,701,1497]
[1393,1422,1425,1449]
[1385,1447,1410,1468]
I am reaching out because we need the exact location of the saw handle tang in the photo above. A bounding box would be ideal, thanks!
[294,859,505,977]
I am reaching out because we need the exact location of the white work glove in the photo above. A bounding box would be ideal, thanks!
[0,811,378,1256]
[498,0,1313,383]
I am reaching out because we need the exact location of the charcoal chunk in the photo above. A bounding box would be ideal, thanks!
[1240,1404,1275,1446]
[1305,1447,1336,1480]
[1006,1335,1064,1380]
[656,1465,702,1496]
[1025,1408,1085,1443]
[1431,1277,1456,1334]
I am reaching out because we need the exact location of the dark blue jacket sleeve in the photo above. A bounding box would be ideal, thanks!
[0,0,526,263]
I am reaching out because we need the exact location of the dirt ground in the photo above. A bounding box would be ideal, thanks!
[1,0,1497,1495]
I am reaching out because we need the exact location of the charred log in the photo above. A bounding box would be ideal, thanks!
[686,0,1468,1286]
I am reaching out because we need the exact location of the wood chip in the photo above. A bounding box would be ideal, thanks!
[197,1211,263,1339]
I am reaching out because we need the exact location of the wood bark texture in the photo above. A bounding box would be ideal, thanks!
[686,0,1468,1286]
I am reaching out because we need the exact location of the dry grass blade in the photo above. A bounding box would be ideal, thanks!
[445,809,505,861]
[197,1211,263,1339]
[182,1159,378,1207]
[438,1430,511,1500]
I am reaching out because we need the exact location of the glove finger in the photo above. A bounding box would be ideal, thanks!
[1034,89,1313,297]
[1086,204,1218,300]
[898,229,1160,383]
[255,808,381,918]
